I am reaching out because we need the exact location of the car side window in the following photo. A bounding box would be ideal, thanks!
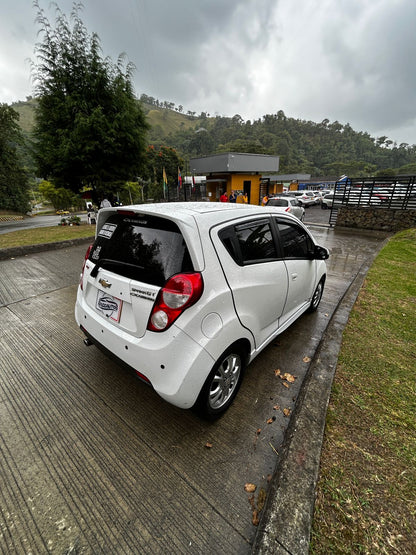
[219,218,277,264]
[276,220,313,258]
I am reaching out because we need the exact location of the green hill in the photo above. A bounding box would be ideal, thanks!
[10,97,416,177]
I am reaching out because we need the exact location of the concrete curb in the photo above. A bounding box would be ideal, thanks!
[0,236,94,260]
[252,237,389,554]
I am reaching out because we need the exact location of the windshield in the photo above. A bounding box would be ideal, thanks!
[89,213,193,286]
[267,199,288,207]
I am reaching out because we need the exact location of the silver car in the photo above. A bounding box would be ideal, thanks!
[266,196,305,220]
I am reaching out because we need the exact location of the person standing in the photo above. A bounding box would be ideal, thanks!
[229,190,237,203]
[100,197,112,208]
[220,191,228,202]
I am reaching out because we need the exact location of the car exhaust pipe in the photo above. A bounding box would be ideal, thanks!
[83,338,93,347]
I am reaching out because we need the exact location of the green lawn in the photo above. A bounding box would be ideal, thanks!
[0,225,95,249]
[311,228,416,553]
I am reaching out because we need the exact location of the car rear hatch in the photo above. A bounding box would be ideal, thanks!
[82,211,194,338]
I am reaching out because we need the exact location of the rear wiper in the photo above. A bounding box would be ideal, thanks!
[90,258,145,278]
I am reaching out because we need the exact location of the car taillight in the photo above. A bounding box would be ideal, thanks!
[80,244,93,291]
[147,272,204,332]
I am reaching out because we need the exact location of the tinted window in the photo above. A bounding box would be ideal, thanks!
[276,221,313,258]
[219,219,277,264]
[89,213,193,286]
[267,199,288,207]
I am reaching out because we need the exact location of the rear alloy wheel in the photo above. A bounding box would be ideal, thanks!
[195,347,245,420]
[308,278,324,312]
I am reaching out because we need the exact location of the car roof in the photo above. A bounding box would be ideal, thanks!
[96,202,303,272]
[97,201,301,232]
[269,196,297,201]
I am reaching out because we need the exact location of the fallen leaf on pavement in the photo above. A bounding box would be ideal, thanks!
[283,408,291,417]
[303,356,311,363]
[245,483,256,493]
[205,442,213,449]
[274,369,281,376]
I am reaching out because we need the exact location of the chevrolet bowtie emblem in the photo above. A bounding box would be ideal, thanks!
[98,278,112,289]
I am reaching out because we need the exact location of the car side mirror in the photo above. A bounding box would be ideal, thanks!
[314,245,329,260]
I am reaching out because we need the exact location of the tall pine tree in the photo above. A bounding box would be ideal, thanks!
[31,2,149,201]
[0,104,29,213]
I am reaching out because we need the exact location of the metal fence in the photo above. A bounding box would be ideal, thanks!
[330,176,416,210]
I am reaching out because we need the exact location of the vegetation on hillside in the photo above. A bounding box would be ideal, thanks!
[15,98,416,181]
[139,93,416,177]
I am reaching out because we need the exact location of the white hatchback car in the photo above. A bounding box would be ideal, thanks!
[266,196,305,220]
[75,202,329,419]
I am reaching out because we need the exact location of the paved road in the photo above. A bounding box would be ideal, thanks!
[0,222,387,553]
[0,213,88,234]
[0,205,330,235]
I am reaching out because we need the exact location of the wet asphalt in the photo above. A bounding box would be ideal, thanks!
[0,207,389,554]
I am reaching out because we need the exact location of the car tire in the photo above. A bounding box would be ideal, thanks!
[308,278,325,312]
[194,346,246,420]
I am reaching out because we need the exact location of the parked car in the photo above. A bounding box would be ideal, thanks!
[321,190,382,209]
[321,192,337,209]
[266,196,305,220]
[311,191,326,203]
[289,191,317,207]
[75,202,329,419]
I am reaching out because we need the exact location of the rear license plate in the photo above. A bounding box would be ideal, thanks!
[96,290,123,322]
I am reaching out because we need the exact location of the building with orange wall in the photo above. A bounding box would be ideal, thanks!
[190,153,280,205]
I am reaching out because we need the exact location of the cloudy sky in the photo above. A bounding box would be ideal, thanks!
[1,0,415,145]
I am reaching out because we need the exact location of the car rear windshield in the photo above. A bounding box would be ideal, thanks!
[267,199,288,207]
[89,213,193,286]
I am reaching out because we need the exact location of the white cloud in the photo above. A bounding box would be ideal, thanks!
[1,0,415,145]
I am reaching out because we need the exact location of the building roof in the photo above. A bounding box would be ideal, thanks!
[266,174,311,181]
[190,153,279,174]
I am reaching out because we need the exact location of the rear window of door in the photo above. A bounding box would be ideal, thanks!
[89,213,193,286]
[275,220,313,258]
[219,218,278,265]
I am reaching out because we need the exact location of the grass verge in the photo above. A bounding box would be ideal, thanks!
[311,228,416,553]
[0,225,95,249]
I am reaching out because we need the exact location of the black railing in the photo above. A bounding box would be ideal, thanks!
[332,176,416,209]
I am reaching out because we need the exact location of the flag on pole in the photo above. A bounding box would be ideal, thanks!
[162,167,168,199]
[178,167,182,190]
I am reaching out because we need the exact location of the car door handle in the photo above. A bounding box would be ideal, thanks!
[291,273,298,280]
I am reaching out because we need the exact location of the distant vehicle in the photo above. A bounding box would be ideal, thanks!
[289,191,317,207]
[75,202,328,419]
[321,191,382,209]
[56,209,70,215]
[311,191,326,203]
[321,192,336,209]
[266,196,305,220]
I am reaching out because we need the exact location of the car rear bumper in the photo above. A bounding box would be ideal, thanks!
[75,289,215,409]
